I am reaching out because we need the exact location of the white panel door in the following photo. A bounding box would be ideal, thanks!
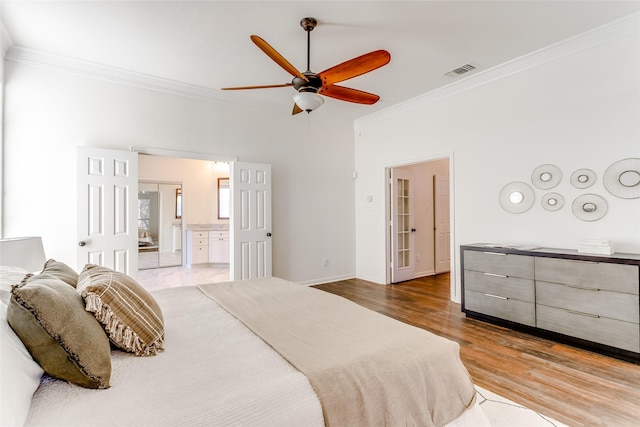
[390,168,415,283]
[230,162,272,280]
[434,174,451,274]
[77,147,138,277]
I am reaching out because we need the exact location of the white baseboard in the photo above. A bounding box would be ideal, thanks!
[296,273,355,287]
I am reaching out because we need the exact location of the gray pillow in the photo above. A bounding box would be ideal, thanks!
[39,259,78,287]
[7,274,111,389]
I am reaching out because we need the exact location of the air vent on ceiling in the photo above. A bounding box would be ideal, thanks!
[445,64,476,78]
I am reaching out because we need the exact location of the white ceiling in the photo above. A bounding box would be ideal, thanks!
[2,1,640,122]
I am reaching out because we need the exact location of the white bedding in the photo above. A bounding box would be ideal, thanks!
[24,284,489,427]
[26,286,324,426]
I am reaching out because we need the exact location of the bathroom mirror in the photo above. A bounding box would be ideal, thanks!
[138,182,183,269]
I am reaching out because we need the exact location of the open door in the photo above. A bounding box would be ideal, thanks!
[390,168,415,283]
[230,161,272,280]
[434,174,451,274]
[77,147,138,277]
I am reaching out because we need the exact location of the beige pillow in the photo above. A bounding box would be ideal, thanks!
[39,259,78,287]
[77,265,164,356]
[7,274,111,389]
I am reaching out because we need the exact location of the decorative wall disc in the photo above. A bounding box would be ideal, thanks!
[499,182,535,214]
[531,164,562,190]
[570,168,596,189]
[572,194,608,221]
[603,158,640,199]
[541,192,564,212]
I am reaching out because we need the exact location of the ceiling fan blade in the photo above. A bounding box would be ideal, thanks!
[221,83,293,91]
[320,84,380,105]
[292,103,303,115]
[318,50,390,86]
[250,35,308,81]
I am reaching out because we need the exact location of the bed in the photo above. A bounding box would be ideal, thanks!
[1,263,490,427]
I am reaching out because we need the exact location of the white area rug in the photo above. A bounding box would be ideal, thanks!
[475,386,569,427]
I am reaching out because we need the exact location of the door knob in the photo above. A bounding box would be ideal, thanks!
[411,228,417,232]
[78,241,87,247]
[266,233,272,237]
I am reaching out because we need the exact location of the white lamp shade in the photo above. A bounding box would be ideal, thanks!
[0,237,46,272]
[293,92,324,112]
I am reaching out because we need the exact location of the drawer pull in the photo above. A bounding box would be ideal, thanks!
[484,272,508,278]
[483,252,507,256]
[567,310,600,319]
[484,293,508,300]
[567,285,600,291]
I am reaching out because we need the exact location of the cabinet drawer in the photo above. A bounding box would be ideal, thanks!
[464,270,534,302]
[463,251,534,279]
[535,257,639,294]
[537,281,639,324]
[209,231,229,239]
[464,290,535,326]
[536,304,640,353]
[192,239,208,246]
[191,231,209,239]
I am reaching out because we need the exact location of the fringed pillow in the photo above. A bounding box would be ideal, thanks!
[77,265,164,356]
[39,259,79,287]
[7,274,111,389]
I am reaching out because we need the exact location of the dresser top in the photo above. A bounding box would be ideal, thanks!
[462,243,640,265]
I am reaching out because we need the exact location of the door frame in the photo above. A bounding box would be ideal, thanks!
[383,153,457,298]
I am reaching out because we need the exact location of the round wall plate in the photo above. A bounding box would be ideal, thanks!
[541,192,564,212]
[572,194,608,221]
[499,182,535,214]
[531,164,562,190]
[570,168,596,189]
[603,158,640,199]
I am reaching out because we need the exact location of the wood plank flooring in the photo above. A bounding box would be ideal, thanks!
[314,274,640,427]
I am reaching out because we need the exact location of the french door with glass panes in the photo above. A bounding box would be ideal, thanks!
[390,168,415,283]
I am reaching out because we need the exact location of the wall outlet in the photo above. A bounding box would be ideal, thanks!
[322,257,329,267]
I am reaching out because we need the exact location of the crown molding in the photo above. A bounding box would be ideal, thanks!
[355,11,640,130]
[1,21,13,60]
[4,46,279,110]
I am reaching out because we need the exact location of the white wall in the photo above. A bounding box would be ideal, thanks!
[2,61,356,285]
[354,30,640,300]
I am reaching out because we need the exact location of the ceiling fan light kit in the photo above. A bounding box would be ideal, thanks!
[222,17,390,115]
[293,92,324,113]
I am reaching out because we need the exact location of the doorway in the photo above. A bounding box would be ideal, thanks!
[387,158,451,283]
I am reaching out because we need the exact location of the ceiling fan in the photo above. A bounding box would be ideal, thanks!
[222,17,391,115]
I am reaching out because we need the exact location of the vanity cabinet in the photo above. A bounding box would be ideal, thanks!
[461,244,640,362]
[186,231,209,266]
[209,231,230,264]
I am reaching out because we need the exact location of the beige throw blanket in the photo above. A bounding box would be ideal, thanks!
[198,278,476,426]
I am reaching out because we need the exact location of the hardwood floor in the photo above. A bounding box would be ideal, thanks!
[314,274,640,427]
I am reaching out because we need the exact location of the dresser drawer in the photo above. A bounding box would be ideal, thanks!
[535,257,639,294]
[464,270,534,302]
[463,251,534,279]
[191,231,209,239]
[536,305,640,353]
[209,231,229,239]
[192,239,208,246]
[537,281,639,324]
[192,245,209,264]
[464,290,535,326]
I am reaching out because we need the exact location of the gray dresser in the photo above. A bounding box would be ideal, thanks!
[461,244,640,362]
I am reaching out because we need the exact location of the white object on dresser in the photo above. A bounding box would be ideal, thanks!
[186,230,209,266]
[578,239,614,255]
